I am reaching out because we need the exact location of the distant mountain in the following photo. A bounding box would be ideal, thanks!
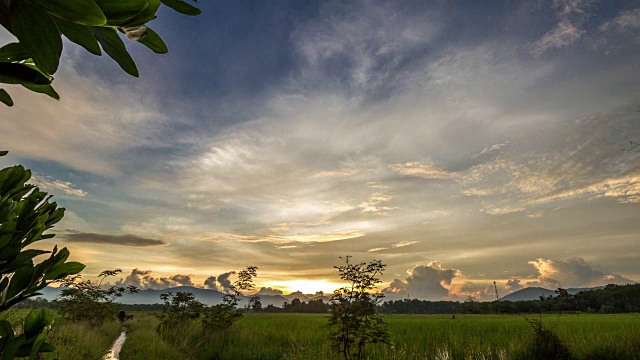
[37,286,289,307]
[500,287,556,301]
[500,286,604,301]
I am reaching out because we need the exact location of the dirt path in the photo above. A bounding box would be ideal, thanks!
[103,330,126,360]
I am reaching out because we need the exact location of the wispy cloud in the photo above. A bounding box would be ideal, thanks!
[390,162,458,180]
[31,174,88,197]
[64,231,168,247]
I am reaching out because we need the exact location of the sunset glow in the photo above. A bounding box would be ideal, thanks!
[1,0,638,301]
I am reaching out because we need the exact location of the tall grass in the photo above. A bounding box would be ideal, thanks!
[117,313,640,360]
[44,318,122,360]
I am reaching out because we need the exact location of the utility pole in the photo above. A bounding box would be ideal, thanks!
[493,281,499,301]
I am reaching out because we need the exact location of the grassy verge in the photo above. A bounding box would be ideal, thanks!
[44,318,122,360]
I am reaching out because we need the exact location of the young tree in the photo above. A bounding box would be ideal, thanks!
[328,256,389,360]
[202,266,257,332]
[0,151,85,358]
[0,0,201,106]
[158,291,205,329]
[56,269,139,326]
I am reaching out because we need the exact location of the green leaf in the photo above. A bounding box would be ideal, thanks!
[94,0,148,26]
[0,63,51,85]
[5,266,34,301]
[43,261,85,281]
[120,0,161,27]
[161,0,200,16]
[23,308,52,339]
[0,88,12,106]
[92,27,139,76]
[10,0,62,75]
[0,42,29,62]
[138,27,167,54]
[22,84,60,100]
[54,18,101,56]
[25,0,106,26]
[29,331,49,360]
[0,150,8,156]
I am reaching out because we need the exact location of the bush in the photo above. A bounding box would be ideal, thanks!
[202,266,258,333]
[514,316,573,360]
[56,269,139,326]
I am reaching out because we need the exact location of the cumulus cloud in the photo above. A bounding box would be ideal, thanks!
[117,269,195,290]
[505,279,524,293]
[383,262,460,300]
[257,287,284,296]
[528,258,634,288]
[216,271,236,292]
[203,276,217,289]
[64,231,167,247]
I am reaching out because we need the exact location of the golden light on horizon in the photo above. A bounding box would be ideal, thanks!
[269,279,345,295]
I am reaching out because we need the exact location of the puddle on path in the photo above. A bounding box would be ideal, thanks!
[103,330,126,360]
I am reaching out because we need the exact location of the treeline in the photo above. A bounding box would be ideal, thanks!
[457,284,640,314]
[16,283,639,314]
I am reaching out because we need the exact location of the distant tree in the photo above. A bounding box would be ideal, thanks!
[248,294,262,311]
[328,256,389,360]
[0,151,85,359]
[202,266,257,332]
[0,0,201,106]
[56,269,139,326]
[158,291,205,329]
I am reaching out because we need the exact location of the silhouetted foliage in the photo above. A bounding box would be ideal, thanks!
[158,291,205,329]
[202,266,258,332]
[0,152,84,359]
[0,0,201,106]
[455,284,640,314]
[56,269,139,326]
[328,256,389,360]
[512,315,573,360]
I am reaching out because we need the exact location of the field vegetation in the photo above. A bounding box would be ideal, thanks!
[35,312,640,360]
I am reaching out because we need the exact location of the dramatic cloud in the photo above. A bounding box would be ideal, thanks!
[216,271,236,292]
[2,2,638,291]
[203,276,217,290]
[505,279,524,293]
[383,262,460,300]
[528,258,634,288]
[257,287,284,296]
[64,231,167,247]
[117,269,195,290]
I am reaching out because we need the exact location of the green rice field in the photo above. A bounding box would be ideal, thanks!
[47,312,640,360]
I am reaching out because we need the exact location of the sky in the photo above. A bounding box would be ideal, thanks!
[1,0,639,301]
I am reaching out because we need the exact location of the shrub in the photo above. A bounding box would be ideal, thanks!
[202,266,257,333]
[158,291,205,330]
[515,315,573,360]
[56,269,139,326]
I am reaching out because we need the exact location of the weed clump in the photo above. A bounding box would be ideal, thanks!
[513,316,573,360]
